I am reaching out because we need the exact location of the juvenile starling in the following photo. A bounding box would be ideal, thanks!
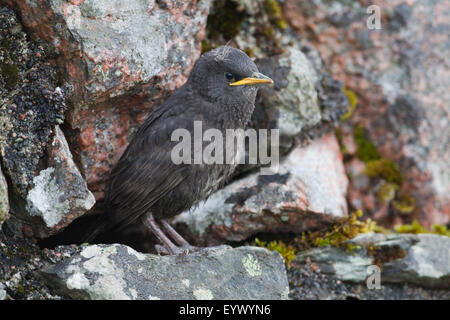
[83,46,273,254]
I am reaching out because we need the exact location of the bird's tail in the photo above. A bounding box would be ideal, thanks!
[38,213,106,249]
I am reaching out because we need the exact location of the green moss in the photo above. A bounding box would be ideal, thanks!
[244,48,255,58]
[340,88,358,120]
[334,127,348,154]
[264,0,287,30]
[253,238,296,265]
[377,182,398,204]
[395,220,426,234]
[395,220,449,237]
[263,25,275,40]
[207,0,247,40]
[365,158,403,185]
[392,194,415,214]
[354,124,380,163]
[295,210,377,252]
[1,62,19,90]
[201,39,214,53]
[432,224,450,237]
[1,37,10,49]
[16,284,25,295]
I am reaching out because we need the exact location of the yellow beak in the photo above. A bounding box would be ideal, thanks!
[229,72,274,86]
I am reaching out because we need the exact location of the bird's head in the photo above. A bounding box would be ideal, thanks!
[189,46,273,106]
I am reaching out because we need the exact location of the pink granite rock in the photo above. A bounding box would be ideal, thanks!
[5,0,211,197]
[283,0,450,227]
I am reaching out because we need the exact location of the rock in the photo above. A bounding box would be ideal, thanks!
[23,126,95,238]
[0,230,68,300]
[38,244,289,300]
[288,239,450,300]
[0,282,6,300]
[4,0,212,195]
[203,0,349,173]
[0,5,67,197]
[174,132,348,244]
[0,168,9,227]
[256,46,321,140]
[283,0,450,226]
[0,6,96,238]
[294,233,450,290]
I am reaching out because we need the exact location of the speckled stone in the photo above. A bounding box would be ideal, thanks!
[283,0,450,226]
[4,0,212,196]
[24,126,95,238]
[0,167,8,227]
[38,244,289,300]
[294,233,450,290]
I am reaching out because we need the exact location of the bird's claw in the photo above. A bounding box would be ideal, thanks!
[154,244,232,256]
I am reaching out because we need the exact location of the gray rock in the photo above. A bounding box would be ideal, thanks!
[0,282,6,300]
[288,248,450,300]
[38,244,289,300]
[0,168,9,227]
[0,5,67,198]
[25,126,95,237]
[257,46,321,138]
[174,132,348,244]
[294,233,450,289]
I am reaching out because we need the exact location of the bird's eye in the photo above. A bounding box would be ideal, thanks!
[225,72,235,82]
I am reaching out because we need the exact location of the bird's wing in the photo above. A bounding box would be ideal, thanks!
[98,91,200,234]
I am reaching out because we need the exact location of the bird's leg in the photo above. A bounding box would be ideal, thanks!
[160,219,196,250]
[143,212,185,255]
[161,219,231,255]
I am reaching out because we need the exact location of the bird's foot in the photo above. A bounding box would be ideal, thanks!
[155,244,231,256]
[144,212,231,256]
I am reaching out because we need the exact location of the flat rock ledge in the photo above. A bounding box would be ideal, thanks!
[37,245,289,300]
[294,233,450,290]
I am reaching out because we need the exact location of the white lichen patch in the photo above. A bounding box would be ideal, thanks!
[182,279,190,287]
[411,244,445,278]
[127,246,147,261]
[77,245,130,300]
[148,295,161,300]
[66,272,90,290]
[193,288,214,300]
[129,288,138,299]
[26,167,70,227]
[80,245,103,259]
[333,255,373,282]
[242,254,262,277]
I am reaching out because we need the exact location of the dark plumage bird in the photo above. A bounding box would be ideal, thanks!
[70,46,272,254]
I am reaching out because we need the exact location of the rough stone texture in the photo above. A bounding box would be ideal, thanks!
[0,5,66,197]
[240,0,350,138]
[23,126,95,238]
[283,0,450,226]
[256,46,321,140]
[0,5,96,238]
[204,0,349,176]
[174,132,348,245]
[4,0,212,197]
[0,282,5,300]
[0,229,74,300]
[288,245,450,300]
[38,244,289,300]
[0,167,8,227]
[294,233,450,290]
